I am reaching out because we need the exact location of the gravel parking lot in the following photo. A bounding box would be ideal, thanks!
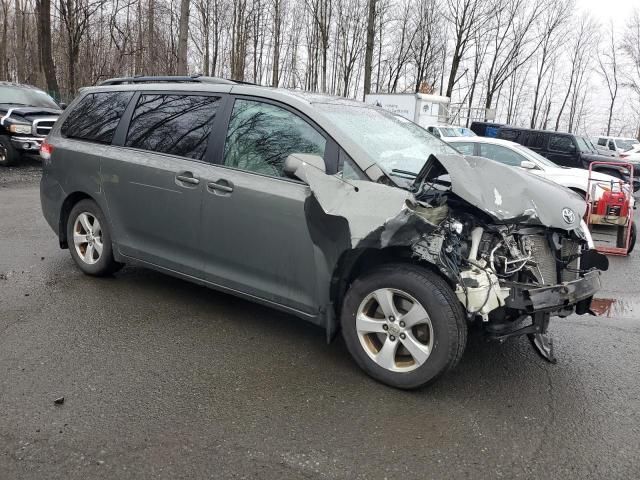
[1,160,639,479]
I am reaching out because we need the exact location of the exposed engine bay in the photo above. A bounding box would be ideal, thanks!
[292,152,609,362]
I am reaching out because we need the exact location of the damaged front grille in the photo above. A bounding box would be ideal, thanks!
[528,235,557,285]
[561,238,580,282]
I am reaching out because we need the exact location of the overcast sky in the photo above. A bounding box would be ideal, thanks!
[577,0,636,26]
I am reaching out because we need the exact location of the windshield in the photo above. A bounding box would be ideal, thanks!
[585,138,599,153]
[512,144,558,167]
[315,103,458,175]
[457,127,476,137]
[438,127,463,137]
[575,136,591,153]
[0,86,59,109]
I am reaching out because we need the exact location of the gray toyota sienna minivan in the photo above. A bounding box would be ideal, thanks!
[40,76,608,389]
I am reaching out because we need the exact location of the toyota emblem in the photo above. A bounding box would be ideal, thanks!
[562,208,576,224]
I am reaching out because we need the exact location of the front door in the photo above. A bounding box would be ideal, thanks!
[102,92,223,277]
[200,98,329,314]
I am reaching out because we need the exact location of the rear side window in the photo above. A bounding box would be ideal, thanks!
[61,91,133,144]
[549,135,575,153]
[125,94,221,160]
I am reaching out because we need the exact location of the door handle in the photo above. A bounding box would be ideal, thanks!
[176,172,200,185]
[207,180,234,194]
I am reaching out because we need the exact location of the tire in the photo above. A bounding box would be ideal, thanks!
[66,199,121,276]
[340,264,467,389]
[617,221,636,254]
[0,135,20,167]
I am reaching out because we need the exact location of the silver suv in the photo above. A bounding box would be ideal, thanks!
[40,76,608,389]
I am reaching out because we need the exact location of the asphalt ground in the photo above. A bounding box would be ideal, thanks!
[1,157,639,479]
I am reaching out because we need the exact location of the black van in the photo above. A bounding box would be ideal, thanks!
[470,123,636,189]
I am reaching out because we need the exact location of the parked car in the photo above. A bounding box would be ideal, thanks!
[40,76,608,389]
[594,136,640,154]
[0,81,63,166]
[619,144,640,164]
[586,137,618,158]
[470,122,638,190]
[425,124,477,139]
[446,136,621,198]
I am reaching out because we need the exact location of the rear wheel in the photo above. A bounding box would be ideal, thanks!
[0,135,19,167]
[341,264,467,389]
[66,199,121,276]
[617,221,636,254]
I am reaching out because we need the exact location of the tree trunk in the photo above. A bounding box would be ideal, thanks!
[362,0,376,98]
[177,0,190,74]
[35,0,59,99]
[271,0,281,86]
[148,0,155,74]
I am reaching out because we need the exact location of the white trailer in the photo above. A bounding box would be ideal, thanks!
[364,93,451,128]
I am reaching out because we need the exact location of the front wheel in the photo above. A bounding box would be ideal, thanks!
[340,264,467,389]
[0,135,20,167]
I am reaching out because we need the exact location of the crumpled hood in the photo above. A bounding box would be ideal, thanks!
[419,154,587,230]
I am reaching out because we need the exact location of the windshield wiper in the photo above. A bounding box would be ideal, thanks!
[391,168,418,179]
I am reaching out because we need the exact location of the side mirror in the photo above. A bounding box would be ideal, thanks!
[283,153,325,182]
[520,160,537,170]
[58,102,67,110]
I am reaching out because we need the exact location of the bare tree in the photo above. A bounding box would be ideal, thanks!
[362,0,376,96]
[177,0,190,74]
[481,0,545,113]
[554,14,598,132]
[530,0,572,128]
[35,0,60,98]
[597,23,619,136]
[443,0,488,98]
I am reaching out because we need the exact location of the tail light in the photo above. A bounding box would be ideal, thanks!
[40,141,54,161]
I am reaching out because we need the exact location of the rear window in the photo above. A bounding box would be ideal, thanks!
[61,91,133,144]
[125,94,221,160]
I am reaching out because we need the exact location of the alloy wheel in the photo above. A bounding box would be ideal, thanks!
[356,288,434,372]
[73,212,103,265]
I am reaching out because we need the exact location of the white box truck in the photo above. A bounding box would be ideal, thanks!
[364,93,451,128]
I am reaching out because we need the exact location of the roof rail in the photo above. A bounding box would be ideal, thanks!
[98,75,238,86]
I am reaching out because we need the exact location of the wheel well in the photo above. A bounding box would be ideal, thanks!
[58,192,92,248]
[330,246,450,316]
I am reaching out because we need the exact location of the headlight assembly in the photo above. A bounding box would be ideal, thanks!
[9,123,32,135]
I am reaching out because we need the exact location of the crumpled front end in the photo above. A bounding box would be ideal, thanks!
[293,153,608,360]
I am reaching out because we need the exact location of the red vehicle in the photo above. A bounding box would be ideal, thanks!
[586,162,636,255]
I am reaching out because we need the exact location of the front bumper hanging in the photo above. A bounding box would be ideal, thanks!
[504,269,601,313]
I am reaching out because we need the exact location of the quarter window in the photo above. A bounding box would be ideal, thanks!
[548,135,575,153]
[125,94,221,160]
[223,99,326,178]
[61,91,133,144]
